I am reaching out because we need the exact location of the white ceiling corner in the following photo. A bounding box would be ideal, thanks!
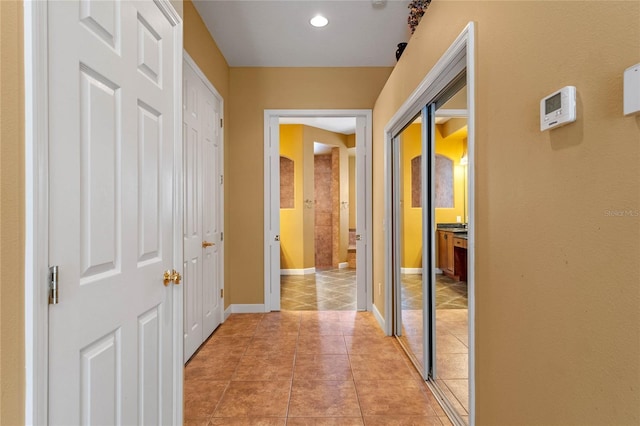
[192,0,412,67]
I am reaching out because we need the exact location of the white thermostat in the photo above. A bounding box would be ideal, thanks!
[540,86,576,131]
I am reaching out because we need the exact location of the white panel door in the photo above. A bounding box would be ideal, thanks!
[182,63,204,361]
[267,117,281,311]
[183,60,222,361]
[201,83,223,338]
[355,116,367,310]
[47,1,180,424]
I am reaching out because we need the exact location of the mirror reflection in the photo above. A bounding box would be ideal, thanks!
[433,86,469,424]
[395,113,425,373]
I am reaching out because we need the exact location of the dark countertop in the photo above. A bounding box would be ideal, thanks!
[437,223,468,239]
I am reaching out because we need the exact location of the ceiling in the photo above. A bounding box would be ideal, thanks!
[192,0,412,67]
[279,116,356,134]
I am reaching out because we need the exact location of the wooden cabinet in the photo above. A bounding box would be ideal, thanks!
[437,230,467,281]
[453,236,468,281]
[453,237,467,249]
[437,231,448,271]
[437,230,455,275]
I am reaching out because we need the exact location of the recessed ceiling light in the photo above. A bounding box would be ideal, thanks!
[310,15,329,28]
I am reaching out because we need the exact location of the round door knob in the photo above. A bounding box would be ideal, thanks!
[171,270,182,285]
[163,269,182,286]
[163,270,173,286]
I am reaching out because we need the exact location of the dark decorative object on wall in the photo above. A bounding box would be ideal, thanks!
[395,42,408,61]
[408,0,432,34]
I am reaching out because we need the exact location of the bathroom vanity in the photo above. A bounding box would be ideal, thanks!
[437,224,468,281]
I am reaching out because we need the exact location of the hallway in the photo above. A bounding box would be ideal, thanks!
[184,311,451,425]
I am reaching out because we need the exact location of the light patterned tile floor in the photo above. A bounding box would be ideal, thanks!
[280,269,357,310]
[184,311,450,425]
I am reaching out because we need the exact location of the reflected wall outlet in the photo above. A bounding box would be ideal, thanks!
[456,216,462,223]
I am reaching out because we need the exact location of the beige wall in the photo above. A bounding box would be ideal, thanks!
[0,1,25,424]
[228,67,392,304]
[373,1,640,424]
[183,0,231,307]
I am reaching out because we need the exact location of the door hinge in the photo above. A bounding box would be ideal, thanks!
[220,175,224,185]
[49,265,59,305]
[220,289,224,298]
[220,118,223,128]
[220,232,224,241]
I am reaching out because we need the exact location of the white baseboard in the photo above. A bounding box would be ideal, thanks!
[435,268,443,274]
[280,267,316,276]
[372,304,386,334]
[401,267,423,274]
[230,304,266,314]
[224,305,232,320]
[338,262,348,269]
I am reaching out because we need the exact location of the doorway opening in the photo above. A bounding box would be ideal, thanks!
[278,120,357,310]
[264,110,373,313]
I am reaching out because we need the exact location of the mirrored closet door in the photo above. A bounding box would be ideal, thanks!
[392,76,470,425]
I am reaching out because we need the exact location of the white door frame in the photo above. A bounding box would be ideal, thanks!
[24,2,184,423]
[183,51,225,330]
[383,22,476,425]
[263,109,373,312]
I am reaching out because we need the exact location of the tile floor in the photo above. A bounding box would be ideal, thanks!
[184,311,454,425]
[434,308,469,422]
[397,274,469,424]
[280,269,357,311]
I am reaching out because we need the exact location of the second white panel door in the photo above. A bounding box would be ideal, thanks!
[183,60,223,362]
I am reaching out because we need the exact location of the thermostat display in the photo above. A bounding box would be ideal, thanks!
[540,86,576,131]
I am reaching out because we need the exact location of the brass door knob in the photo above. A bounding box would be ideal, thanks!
[163,270,173,286]
[202,241,215,248]
[171,269,182,285]
[163,269,182,286]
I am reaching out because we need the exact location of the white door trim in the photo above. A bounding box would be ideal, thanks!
[383,22,476,425]
[24,1,50,423]
[24,2,184,423]
[183,50,226,329]
[263,109,373,313]
[167,5,184,423]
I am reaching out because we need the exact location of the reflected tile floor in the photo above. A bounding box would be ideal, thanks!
[398,274,469,422]
[184,311,452,425]
[280,268,357,311]
[401,273,468,310]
